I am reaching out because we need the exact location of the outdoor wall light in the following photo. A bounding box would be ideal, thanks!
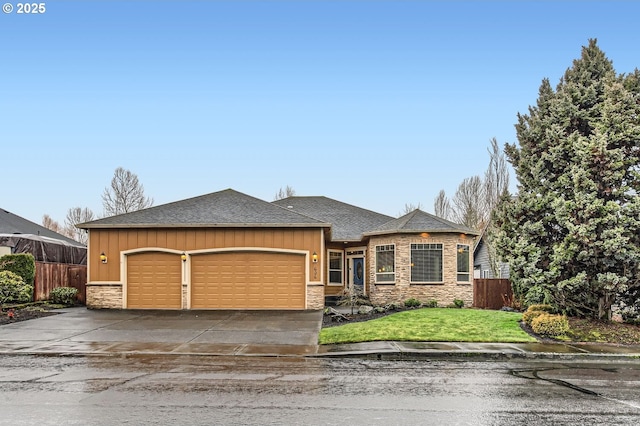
[312,252,318,263]
[181,253,187,262]
[100,252,107,264]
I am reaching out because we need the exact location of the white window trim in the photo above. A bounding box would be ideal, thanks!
[410,243,444,284]
[375,244,396,283]
[457,243,471,283]
[327,249,344,286]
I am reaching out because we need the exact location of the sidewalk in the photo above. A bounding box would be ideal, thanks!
[1,307,640,361]
[317,340,640,362]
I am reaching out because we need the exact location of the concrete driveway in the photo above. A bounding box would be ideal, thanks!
[0,308,324,357]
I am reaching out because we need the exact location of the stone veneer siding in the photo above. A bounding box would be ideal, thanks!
[183,284,188,308]
[306,284,325,310]
[87,283,323,310]
[368,233,475,307]
[86,284,123,309]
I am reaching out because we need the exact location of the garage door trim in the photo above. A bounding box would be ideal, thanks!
[185,247,311,310]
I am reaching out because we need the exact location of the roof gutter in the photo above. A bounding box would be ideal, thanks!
[362,228,480,237]
[78,222,332,230]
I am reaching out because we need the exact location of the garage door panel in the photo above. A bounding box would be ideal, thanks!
[127,252,182,309]
[191,251,305,309]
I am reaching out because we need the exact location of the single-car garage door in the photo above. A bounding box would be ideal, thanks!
[127,252,182,309]
[191,251,305,309]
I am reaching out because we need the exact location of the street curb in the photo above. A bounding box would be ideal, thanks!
[309,350,640,363]
[2,349,640,363]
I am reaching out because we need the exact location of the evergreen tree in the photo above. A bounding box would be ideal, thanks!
[494,39,640,319]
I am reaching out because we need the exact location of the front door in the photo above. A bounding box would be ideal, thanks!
[346,247,366,294]
[352,257,364,289]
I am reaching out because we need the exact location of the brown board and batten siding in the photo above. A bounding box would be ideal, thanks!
[87,227,323,310]
[89,228,321,282]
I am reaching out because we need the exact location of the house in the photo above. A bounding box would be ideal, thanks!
[0,208,87,301]
[473,232,510,279]
[78,189,479,310]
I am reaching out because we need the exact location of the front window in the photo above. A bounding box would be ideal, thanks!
[457,244,470,282]
[411,243,443,282]
[375,244,395,282]
[328,250,343,285]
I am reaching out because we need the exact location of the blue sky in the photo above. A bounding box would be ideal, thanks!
[2,1,639,225]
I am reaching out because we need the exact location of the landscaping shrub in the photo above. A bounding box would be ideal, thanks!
[522,309,546,326]
[526,304,555,314]
[615,288,640,324]
[522,304,556,326]
[531,313,570,337]
[50,287,79,306]
[337,286,370,307]
[0,270,33,305]
[0,253,36,286]
[404,298,421,308]
[424,299,438,308]
[453,299,464,309]
[384,303,400,311]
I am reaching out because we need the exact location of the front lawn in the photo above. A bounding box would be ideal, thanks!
[319,308,537,345]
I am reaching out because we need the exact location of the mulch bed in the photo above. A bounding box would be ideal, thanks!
[322,306,413,328]
[0,307,59,326]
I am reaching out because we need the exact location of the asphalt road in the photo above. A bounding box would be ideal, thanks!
[2,355,640,425]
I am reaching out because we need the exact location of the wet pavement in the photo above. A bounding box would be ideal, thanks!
[1,307,640,361]
[0,307,323,357]
[2,355,640,425]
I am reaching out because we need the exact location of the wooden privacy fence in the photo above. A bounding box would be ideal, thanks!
[473,278,512,310]
[34,262,87,304]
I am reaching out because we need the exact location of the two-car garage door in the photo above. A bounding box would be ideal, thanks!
[126,251,305,309]
[191,252,305,309]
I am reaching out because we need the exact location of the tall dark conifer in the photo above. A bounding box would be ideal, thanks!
[494,40,640,318]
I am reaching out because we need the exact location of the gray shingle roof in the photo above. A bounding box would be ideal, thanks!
[273,196,394,242]
[78,189,329,229]
[0,208,85,246]
[364,209,480,236]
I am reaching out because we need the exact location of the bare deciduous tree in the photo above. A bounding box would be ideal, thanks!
[433,190,452,220]
[274,185,296,201]
[452,175,486,229]
[399,202,422,216]
[42,214,75,240]
[64,207,95,244]
[484,137,510,212]
[433,138,511,232]
[102,167,153,216]
[42,214,64,234]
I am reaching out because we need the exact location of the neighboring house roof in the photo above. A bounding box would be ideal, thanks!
[273,196,394,242]
[364,209,480,236]
[474,234,486,255]
[0,208,85,247]
[472,229,511,279]
[78,189,330,229]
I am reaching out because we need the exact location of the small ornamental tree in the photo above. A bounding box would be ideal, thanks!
[494,39,640,319]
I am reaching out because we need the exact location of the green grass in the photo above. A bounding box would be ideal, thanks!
[319,308,537,345]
